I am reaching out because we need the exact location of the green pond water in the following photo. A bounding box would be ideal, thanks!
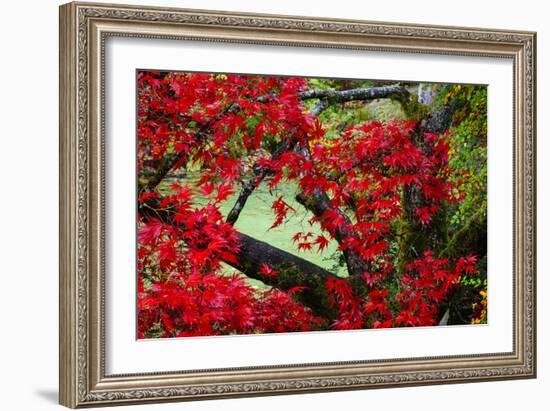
[163,172,348,287]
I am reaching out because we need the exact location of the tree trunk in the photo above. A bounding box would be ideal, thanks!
[397,85,454,273]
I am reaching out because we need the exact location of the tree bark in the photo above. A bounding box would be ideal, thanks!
[293,143,369,278]
[230,232,338,318]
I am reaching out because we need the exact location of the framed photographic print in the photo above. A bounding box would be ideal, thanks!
[59,1,536,408]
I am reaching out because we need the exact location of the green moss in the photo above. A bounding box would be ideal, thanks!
[400,94,431,121]
[395,205,449,275]
[439,204,486,259]
[273,264,338,320]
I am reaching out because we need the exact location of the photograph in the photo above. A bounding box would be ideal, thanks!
[136,71,488,339]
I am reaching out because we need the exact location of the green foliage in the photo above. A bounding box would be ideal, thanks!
[317,103,372,140]
[435,84,487,323]
[442,85,487,239]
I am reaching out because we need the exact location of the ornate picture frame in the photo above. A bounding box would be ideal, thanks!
[59,1,536,408]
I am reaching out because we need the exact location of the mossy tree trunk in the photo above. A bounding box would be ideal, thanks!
[397,86,454,274]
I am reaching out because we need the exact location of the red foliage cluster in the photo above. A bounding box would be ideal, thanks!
[138,270,324,338]
[137,71,478,338]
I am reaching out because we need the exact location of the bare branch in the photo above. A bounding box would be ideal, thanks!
[226,138,295,225]
[225,167,268,225]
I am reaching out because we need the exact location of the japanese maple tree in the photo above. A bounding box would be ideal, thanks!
[136,71,484,338]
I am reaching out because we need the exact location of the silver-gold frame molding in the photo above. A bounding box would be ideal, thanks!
[59,2,536,408]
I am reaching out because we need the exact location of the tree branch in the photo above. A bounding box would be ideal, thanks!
[138,103,244,193]
[311,98,330,116]
[293,143,367,278]
[226,138,294,225]
[295,188,366,278]
[299,85,410,105]
[225,167,268,225]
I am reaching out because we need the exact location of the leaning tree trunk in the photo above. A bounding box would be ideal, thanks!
[231,233,338,319]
